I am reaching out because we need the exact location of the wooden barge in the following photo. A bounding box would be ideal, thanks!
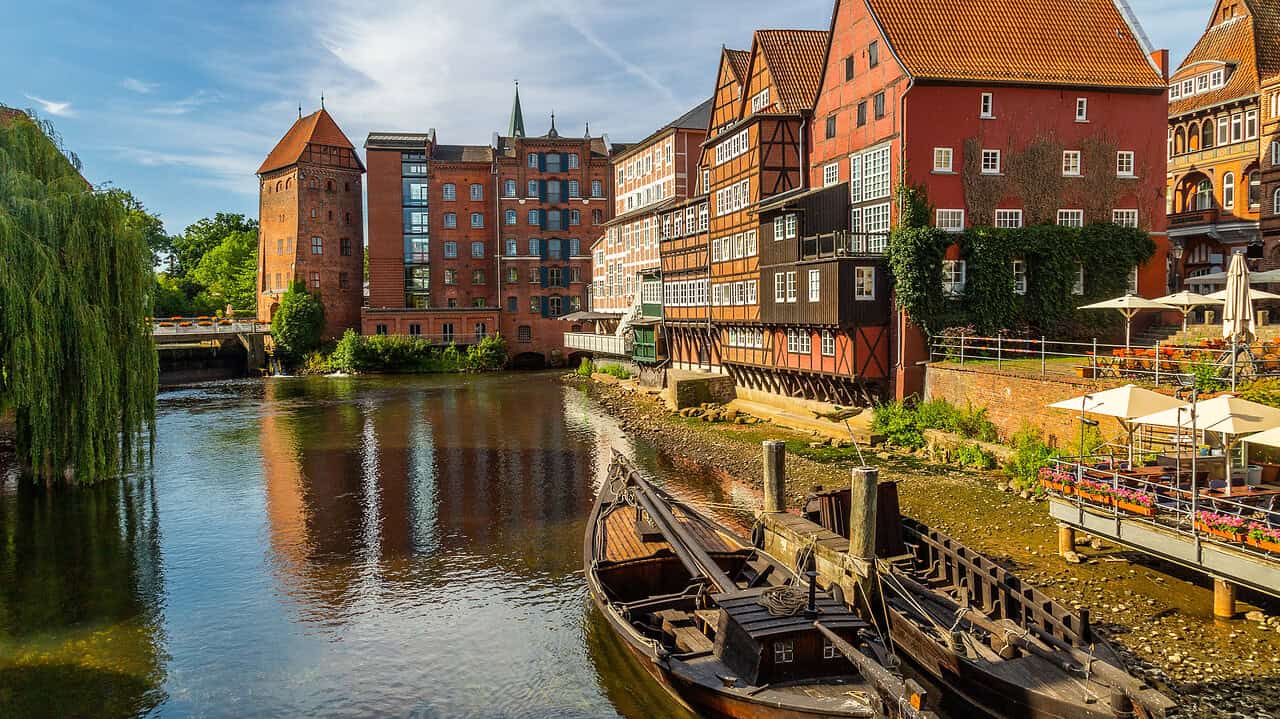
[585,454,935,719]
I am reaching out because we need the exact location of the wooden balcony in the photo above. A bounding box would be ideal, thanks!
[1169,140,1258,172]
[1168,208,1220,230]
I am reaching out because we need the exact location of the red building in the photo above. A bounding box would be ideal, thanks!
[362,88,618,365]
[257,108,365,340]
[809,0,1171,398]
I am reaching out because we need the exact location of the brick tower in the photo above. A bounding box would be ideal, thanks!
[257,106,365,340]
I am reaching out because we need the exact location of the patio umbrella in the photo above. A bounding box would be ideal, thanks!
[1078,294,1174,350]
[1048,385,1186,464]
[1203,287,1280,302]
[1220,251,1257,343]
[1152,290,1222,332]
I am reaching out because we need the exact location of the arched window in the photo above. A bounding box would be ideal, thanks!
[1194,179,1213,210]
[1188,122,1200,151]
[1274,187,1280,214]
[1272,140,1280,165]
[1202,122,1214,149]
[275,180,282,192]
[285,178,292,189]
[1223,172,1235,210]
[1174,127,1185,154]
[1249,170,1261,208]
[326,180,333,192]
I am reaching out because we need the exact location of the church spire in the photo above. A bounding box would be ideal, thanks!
[547,111,558,138]
[509,80,525,138]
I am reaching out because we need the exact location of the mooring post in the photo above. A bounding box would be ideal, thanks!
[848,467,879,607]
[1214,578,1237,620]
[763,441,786,513]
[1057,525,1076,557]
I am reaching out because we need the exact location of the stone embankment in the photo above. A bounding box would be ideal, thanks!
[583,377,1280,719]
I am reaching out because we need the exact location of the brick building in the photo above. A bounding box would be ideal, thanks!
[257,108,365,340]
[362,87,618,365]
[1166,0,1280,290]
[808,0,1170,399]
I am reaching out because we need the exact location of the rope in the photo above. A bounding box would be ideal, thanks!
[757,585,810,616]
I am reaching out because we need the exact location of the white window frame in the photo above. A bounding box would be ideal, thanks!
[994,209,1023,228]
[1218,116,1230,146]
[823,162,840,187]
[774,216,785,241]
[933,147,953,173]
[1223,171,1235,210]
[980,92,994,118]
[1012,258,1027,295]
[1073,264,1085,295]
[1062,150,1081,176]
[936,209,965,233]
[786,271,797,303]
[1112,209,1139,228]
[785,214,798,239]
[942,260,966,297]
[1245,109,1258,140]
[1057,209,1084,227]
[774,273,785,303]
[808,268,820,302]
[821,330,835,357]
[855,266,875,300]
[1116,151,1135,177]
[1075,97,1088,122]
[980,149,1001,174]
[1231,113,1243,143]
[1128,266,1139,296]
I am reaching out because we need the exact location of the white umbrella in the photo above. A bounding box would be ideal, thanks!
[1048,385,1187,464]
[1203,287,1280,302]
[1133,394,1280,496]
[1221,251,1257,342]
[1152,290,1223,332]
[1078,294,1175,349]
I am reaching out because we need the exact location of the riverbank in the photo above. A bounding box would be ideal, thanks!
[583,378,1280,718]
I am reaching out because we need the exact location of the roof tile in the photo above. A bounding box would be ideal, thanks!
[258,109,360,175]
[755,29,830,113]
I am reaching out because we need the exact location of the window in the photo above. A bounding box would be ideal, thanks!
[856,101,867,127]
[933,147,953,172]
[844,55,855,81]
[774,273,786,303]
[444,212,457,228]
[567,153,579,169]
[785,330,811,354]
[442,183,456,201]
[823,638,839,660]
[470,213,484,228]
[849,144,891,202]
[591,180,603,197]
[375,324,388,336]
[785,214,797,239]
[980,92,993,118]
[1194,179,1214,210]
[821,330,835,357]
[547,180,562,204]
[773,216,785,240]
[994,209,1023,228]
[503,179,517,197]
[569,238,580,256]
[942,260,966,296]
[528,153,538,168]
[1202,122,1214,149]
[981,149,1001,174]
[444,241,458,258]
[1223,172,1235,210]
[528,209,539,225]
[1075,97,1088,122]
[1274,187,1280,214]
[505,209,517,225]
[338,272,350,290]
[1116,151,1135,177]
[471,241,485,258]
[786,271,797,302]
[568,209,580,226]
[311,236,323,254]
[407,323,421,336]
[1218,116,1229,145]
[1073,264,1085,295]
[1113,209,1139,228]
[868,40,879,68]
[444,269,457,285]
[823,162,840,187]
[873,92,885,119]
[1231,113,1243,143]
[516,325,532,343]
[472,269,486,285]
[506,266,519,284]
[936,209,964,232]
[404,180,429,206]
[1246,109,1258,140]
[825,114,837,139]
[808,269,821,302]
[548,267,563,286]
[1273,140,1280,166]
[1062,151,1081,176]
[309,271,320,289]
[441,323,455,343]
[751,88,771,113]
[1249,170,1261,209]
[340,238,352,256]
[1057,209,1084,227]
[1012,258,1027,295]
[464,183,480,201]
[855,266,875,300]
[1128,266,1139,295]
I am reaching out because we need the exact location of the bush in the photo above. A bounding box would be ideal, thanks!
[1240,378,1280,408]
[300,350,334,375]
[953,442,996,470]
[872,398,998,449]
[597,363,633,379]
[871,400,925,448]
[464,334,508,371]
[1003,425,1056,491]
[1189,359,1226,394]
[272,283,325,360]
[327,330,507,374]
[576,357,594,377]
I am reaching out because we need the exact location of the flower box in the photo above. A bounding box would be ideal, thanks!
[1040,478,1073,494]
[1246,535,1280,554]
[1076,490,1112,506]
[1115,500,1156,517]
[1195,521,1244,543]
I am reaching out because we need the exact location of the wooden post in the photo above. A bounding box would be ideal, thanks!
[1214,578,1237,619]
[849,467,879,610]
[1057,525,1076,557]
[763,441,786,513]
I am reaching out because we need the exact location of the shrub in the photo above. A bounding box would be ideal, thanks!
[873,398,997,449]
[953,442,996,470]
[1240,378,1280,408]
[576,357,594,377]
[325,330,506,374]
[300,350,334,375]
[272,283,325,360]
[597,363,633,379]
[1189,359,1226,394]
[872,400,925,448]
[1003,425,1056,491]
[464,334,508,371]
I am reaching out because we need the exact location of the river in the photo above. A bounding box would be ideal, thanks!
[0,373,764,719]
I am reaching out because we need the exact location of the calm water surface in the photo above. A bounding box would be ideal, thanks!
[0,373,759,718]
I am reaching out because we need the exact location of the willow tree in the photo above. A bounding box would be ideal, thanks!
[0,111,156,484]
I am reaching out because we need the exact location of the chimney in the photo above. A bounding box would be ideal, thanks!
[1151,49,1170,83]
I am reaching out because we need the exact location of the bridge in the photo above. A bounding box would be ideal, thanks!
[152,317,271,381]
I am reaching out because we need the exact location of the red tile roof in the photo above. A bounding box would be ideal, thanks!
[1168,1,1280,116]
[726,48,752,87]
[753,29,830,113]
[864,0,1164,89]
[258,108,360,175]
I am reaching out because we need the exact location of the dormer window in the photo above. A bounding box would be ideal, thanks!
[1197,75,1209,92]
[1210,69,1225,87]
[1170,84,1180,100]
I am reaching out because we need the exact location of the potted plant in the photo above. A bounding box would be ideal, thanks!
[1074,478,1113,506]
[1246,523,1280,553]
[1195,511,1247,542]
[1038,467,1075,494]
[1112,487,1156,517]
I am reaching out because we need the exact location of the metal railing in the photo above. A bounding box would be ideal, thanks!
[152,317,268,335]
[930,332,1280,389]
[564,332,630,356]
[800,230,887,260]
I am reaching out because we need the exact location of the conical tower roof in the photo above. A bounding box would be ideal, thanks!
[258,108,363,175]
[509,82,525,138]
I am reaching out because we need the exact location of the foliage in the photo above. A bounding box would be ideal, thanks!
[189,228,257,311]
[597,363,633,379]
[300,350,335,375]
[0,112,156,483]
[953,442,996,470]
[170,212,257,279]
[328,329,507,374]
[1003,426,1056,491]
[1240,378,1280,408]
[576,357,594,377]
[887,222,1154,338]
[896,183,932,230]
[1190,360,1228,394]
[271,283,325,360]
[1197,510,1247,535]
[119,191,170,269]
[913,399,998,442]
[871,400,925,448]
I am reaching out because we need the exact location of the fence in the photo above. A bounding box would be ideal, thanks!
[152,317,268,335]
[930,333,1280,389]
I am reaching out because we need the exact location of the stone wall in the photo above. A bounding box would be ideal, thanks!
[665,371,736,409]
[924,364,1133,448]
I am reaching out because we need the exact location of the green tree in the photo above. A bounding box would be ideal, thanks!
[119,191,170,269]
[189,228,257,311]
[171,212,256,279]
[0,111,156,483]
[271,283,324,359]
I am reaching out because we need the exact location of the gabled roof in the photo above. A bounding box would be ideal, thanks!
[750,29,830,114]
[432,144,493,163]
[258,108,362,175]
[1168,1,1280,117]
[725,48,752,86]
[1251,0,1280,83]
[613,98,712,164]
[862,0,1165,90]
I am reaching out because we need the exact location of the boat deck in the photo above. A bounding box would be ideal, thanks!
[602,503,739,562]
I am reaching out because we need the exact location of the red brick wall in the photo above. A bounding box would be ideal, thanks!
[258,167,299,322]
[431,163,498,310]
[293,161,364,339]
[366,148,405,309]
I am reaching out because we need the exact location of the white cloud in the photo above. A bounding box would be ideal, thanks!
[121,77,159,94]
[24,94,75,118]
[148,90,222,116]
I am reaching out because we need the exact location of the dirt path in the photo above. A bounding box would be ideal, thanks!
[585,379,1280,718]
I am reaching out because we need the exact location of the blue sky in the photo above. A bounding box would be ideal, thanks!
[3,0,1211,236]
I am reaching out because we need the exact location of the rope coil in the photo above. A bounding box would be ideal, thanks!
[757,585,809,616]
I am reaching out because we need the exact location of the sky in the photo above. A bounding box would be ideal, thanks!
[2,0,1212,236]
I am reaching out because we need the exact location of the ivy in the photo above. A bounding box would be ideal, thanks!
[886,224,948,330]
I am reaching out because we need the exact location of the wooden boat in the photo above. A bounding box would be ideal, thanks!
[585,454,935,719]
[804,487,1177,719]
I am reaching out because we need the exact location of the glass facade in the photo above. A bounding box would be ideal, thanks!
[402,152,430,307]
